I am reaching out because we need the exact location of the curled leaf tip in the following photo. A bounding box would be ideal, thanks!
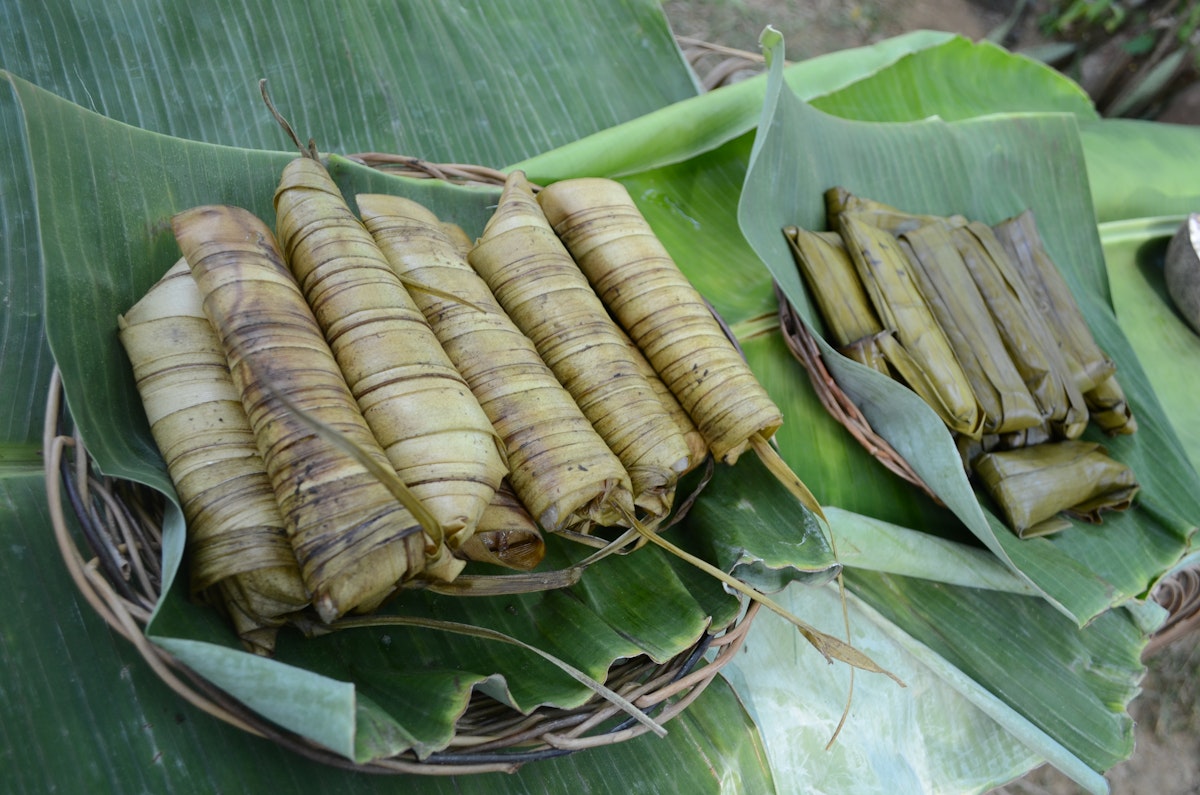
[759,25,784,63]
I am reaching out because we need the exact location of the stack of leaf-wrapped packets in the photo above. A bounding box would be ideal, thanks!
[785,188,1138,538]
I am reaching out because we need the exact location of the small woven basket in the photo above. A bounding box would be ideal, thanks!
[775,285,1200,651]
[45,359,754,776]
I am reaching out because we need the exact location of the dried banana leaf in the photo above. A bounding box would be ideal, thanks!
[456,480,546,571]
[538,177,784,465]
[274,156,506,554]
[1085,374,1138,436]
[173,204,440,623]
[825,186,967,237]
[784,226,883,347]
[952,222,1090,440]
[117,259,309,653]
[897,221,1042,435]
[973,440,1139,538]
[838,212,983,438]
[992,210,1117,393]
[783,225,896,376]
[469,171,690,519]
[356,192,635,534]
[782,224,897,374]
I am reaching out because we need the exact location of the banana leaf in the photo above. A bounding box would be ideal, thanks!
[1082,119,1200,224]
[4,1,1198,792]
[720,574,1149,795]
[1100,216,1200,472]
[8,65,847,766]
[3,462,774,794]
[739,30,1198,627]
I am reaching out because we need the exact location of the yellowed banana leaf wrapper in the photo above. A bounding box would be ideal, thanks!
[992,210,1118,393]
[356,192,634,534]
[456,479,546,571]
[118,259,309,653]
[992,210,1136,435]
[617,320,708,476]
[783,225,894,374]
[897,221,1043,436]
[1085,374,1138,436]
[538,177,783,465]
[973,440,1139,537]
[951,222,1090,440]
[837,212,984,439]
[173,204,442,624]
[824,186,967,237]
[469,171,691,520]
[273,157,506,554]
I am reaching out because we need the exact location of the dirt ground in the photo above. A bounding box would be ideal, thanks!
[660,2,1200,793]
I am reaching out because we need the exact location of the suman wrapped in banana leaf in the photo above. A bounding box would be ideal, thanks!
[118,259,310,654]
[825,187,967,237]
[973,440,1139,538]
[992,210,1136,435]
[951,222,1090,440]
[783,225,891,373]
[1082,374,1138,436]
[837,212,984,439]
[788,191,1138,539]
[991,210,1115,391]
[897,221,1043,436]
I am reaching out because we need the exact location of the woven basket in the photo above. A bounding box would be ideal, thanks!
[775,285,1200,651]
[45,357,755,775]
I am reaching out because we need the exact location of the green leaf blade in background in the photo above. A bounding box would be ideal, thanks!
[808,36,1099,123]
[0,0,699,165]
[1100,216,1200,472]
[1083,119,1200,224]
[0,79,52,447]
[516,29,958,181]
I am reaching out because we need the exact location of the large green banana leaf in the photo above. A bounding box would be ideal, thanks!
[0,1,779,791]
[739,31,1199,626]
[5,1,1200,792]
[724,31,1199,793]
[3,64,831,771]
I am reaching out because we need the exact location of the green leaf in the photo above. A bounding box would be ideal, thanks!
[7,463,774,793]
[808,36,1098,123]
[4,48,814,768]
[843,571,1144,779]
[721,579,1127,794]
[0,72,52,446]
[1081,118,1200,224]
[516,30,958,181]
[0,0,698,166]
[1100,216,1200,471]
[738,32,1197,627]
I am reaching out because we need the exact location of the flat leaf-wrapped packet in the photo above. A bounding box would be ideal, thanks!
[973,441,1139,538]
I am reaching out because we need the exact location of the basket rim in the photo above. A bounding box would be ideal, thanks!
[774,283,942,503]
[42,366,758,775]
